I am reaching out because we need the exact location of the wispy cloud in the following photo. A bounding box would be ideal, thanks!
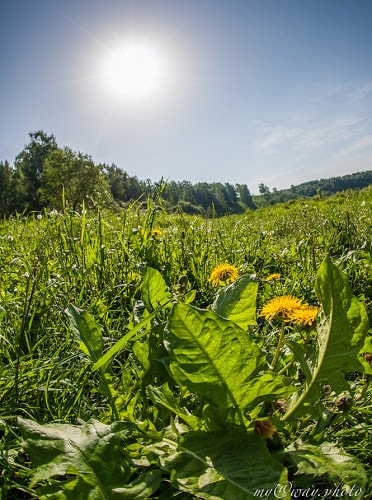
[248,82,372,190]
[335,134,372,159]
[259,125,301,149]
[350,83,372,103]
[257,117,363,154]
[255,82,372,158]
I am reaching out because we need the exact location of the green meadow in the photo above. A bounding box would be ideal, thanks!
[1,187,371,499]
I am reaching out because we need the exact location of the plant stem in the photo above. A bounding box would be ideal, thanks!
[271,320,285,370]
[277,359,294,376]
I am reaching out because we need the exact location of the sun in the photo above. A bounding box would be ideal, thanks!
[102,41,168,103]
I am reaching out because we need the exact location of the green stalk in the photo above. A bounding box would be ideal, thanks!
[271,320,285,370]
[277,359,294,376]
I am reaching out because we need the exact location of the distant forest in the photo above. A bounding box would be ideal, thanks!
[1,131,371,217]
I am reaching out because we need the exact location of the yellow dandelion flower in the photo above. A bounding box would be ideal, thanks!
[151,228,162,237]
[266,273,281,281]
[254,419,276,439]
[260,295,303,321]
[288,305,319,326]
[208,263,239,287]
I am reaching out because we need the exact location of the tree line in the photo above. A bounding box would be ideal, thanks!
[0,131,255,216]
[1,131,371,217]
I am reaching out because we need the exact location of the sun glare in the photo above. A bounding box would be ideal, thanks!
[103,41,168,103]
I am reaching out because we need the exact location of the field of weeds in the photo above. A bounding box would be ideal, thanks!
[1,188,371,499]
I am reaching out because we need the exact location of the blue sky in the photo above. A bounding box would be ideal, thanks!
[1,0,372,193]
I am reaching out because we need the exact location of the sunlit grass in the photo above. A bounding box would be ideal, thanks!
[0,187,371,498]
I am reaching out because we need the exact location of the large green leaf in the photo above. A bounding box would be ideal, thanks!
[141,267,172,312]
[66,305,103,361]
[111,470,162,499]
[284,256,369,420]
[18,418,139,499]
[284,441,367,499]
[166,304,294,424]
[160,430,289,500]
[212,275,258,329]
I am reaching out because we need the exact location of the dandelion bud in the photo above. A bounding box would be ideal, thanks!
[254,419,276,439]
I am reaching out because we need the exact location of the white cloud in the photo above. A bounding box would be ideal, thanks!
[255,81,372,158]
[249,84,372,191]
[257,116,362,154]
[350,83,372,103]
[334,134,372,159]
[259,125,301,149]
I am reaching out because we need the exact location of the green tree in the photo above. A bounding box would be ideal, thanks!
[258,183,270,194]
[105,165,146,203]
[13,131,58,211]
[193,182,213,210]
[236,183,255,209]
[0,160,14,216]
[40,148,113,210]
[105,164,128,202]
[180,180,196,205]
[162,180,181,206]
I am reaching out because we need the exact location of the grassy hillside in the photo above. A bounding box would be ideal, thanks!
[253,170,372,208]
